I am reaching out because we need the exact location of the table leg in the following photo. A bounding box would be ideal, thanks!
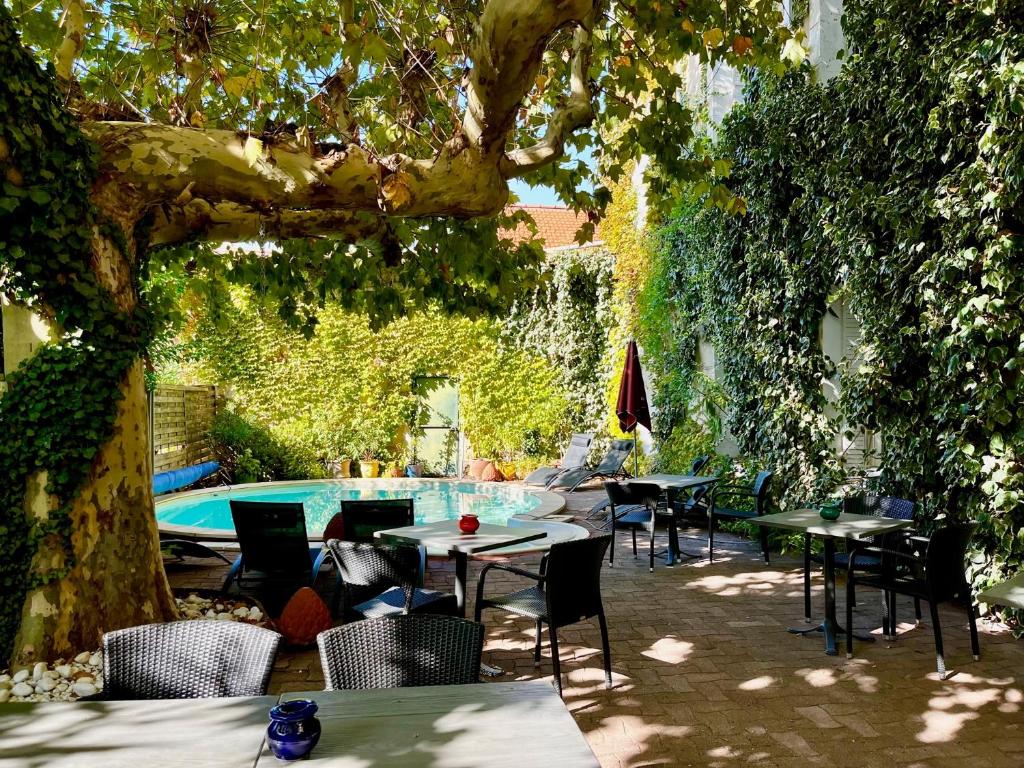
[453,551,468,618]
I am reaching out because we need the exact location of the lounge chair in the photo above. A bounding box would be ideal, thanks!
[546,439,635,492]
[223,500,321,613]
[523,432,594,487]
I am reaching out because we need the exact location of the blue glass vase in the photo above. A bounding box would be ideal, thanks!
[267,699,322,761]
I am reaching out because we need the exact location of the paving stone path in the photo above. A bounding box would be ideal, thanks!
[167,487,1023,768]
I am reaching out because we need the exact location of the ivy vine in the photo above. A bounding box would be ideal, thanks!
[0,6,148,661]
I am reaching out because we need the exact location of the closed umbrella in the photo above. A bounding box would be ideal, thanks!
[616,340,651,476]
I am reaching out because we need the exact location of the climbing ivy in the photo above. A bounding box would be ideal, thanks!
[649,0,1023,602]
[0,5,148,661]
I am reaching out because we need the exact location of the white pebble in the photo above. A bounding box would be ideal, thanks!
[232,607,250,618]
[248,608,263,622]
[32,662,47,681]
[11,682,33,697]
[36,677,57,693]
[0,689,9,703]
[75,675,95,685]
[42,670,59,680]
[73,681,98,698]
[54,665,72,678]
[186,594,205,604]
[12,669,29,684]
[88,653,102,668]
[0,673,11,684]
[214,603,224,611]
[205,609,216,618]
[74,652,91,664]
[56,682,69,692]
[216,612,232,621]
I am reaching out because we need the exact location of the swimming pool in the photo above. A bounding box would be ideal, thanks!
[156,478,567,541]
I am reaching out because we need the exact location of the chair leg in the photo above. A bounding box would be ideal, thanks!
[760,527,770,563]
[846,572,855,658]
[631,529,638,559]
[708,514,715,563]
[549,625,562,697]
[914,597,922,624]
[648,522,655,573]
[881,590,891,639]
[534,620,543,665]
[598,611,612,690]
[803,534,812,622]
[888,591,898,640]
[609,522,616,566]
[966,597,980,661]
[928,598,947,678]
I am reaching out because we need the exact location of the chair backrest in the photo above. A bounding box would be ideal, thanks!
[752,471,773,512]
[339,498,414,542]
[594,439,635,474]
[925,524,975,601]
[326,540,419,591]
[603,480,659,511]
[317,615,484,690]
[562,433,595,470]
[103,620,281,699]
[690,455,711,475]
[869,495,915,520]
[229,500,312,577]
[542,535,612,629]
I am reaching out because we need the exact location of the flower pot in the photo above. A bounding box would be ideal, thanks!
[388,463,403,478]
[267,699,322,761]
[406,463,423,478]
[331,458,352,478]
[819,500,842,520]
[359,460,380,478]
[458,514,480,534]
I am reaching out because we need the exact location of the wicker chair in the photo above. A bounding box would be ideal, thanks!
[708,470,773,562]
[475,535,613,697]
[101,620,281,699]
[802,494,917,622]
[325,539,457,619]
[604,481,675,572]
[846,523,980,678]
[317,615,484,689]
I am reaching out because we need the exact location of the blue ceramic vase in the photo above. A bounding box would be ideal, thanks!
[267,699,322,761]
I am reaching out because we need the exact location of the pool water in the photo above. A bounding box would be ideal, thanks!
[156,479,543,536]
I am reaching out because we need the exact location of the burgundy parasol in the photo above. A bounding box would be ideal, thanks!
[616,340,652,434]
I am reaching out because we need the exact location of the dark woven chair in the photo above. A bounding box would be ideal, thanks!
[547,439,635,492]
[846,523,980,678]
[605,481,674,572]
[338,498,415,542]
[524,432,594,488]
[475,535,613,697]
[100,620,281,699]
[316,615,484,689]
[223,501,321,612]
[802,494,917,622]
[708,470,773,562]
[325,539,457,619]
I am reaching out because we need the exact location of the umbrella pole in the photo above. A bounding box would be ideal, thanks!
[633,425,639,478]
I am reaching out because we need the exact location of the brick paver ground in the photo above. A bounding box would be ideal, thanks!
[166,487,1023,768]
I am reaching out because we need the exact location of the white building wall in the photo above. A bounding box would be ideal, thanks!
[807,0,846,81]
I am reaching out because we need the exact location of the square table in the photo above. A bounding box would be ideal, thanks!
[628,474,719,564]
[375,520,548,616]
[750,508,914,655]
[0,695,276,768]
[261,681,600,767]
[978,572,1024,610]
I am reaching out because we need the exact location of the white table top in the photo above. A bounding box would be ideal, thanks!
[0,695,275,768]
[630,474,718,490]
[749,508,914,540]
[375,520,547,555]
[264,681,599,767]
[978,572,1024,610]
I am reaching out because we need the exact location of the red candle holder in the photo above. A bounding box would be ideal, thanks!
[458,514,480,534]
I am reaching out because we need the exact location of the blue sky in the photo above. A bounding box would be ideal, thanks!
[508,179,564,206]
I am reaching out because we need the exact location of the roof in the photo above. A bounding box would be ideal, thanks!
[504,205,602,249]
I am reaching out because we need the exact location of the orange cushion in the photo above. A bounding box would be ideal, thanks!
[277,587,332,646]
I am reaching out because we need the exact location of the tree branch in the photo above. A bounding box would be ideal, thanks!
[54,0,86,81]
[501,21,595,177]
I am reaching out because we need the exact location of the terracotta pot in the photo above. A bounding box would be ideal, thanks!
[359,460,380,478]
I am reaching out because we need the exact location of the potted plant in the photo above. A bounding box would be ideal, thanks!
[358,450,381,478]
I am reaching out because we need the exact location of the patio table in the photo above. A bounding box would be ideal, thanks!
[978,571,1024,610]
[628,474,719,564]
[750,508,914,656]
[0,695,276,768]
[374,520,547,617]
[260,681,599,767]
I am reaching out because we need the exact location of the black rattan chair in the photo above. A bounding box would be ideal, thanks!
[325,539,457,619]
[316,615,484,689]
[101,620,281,699]
[802,494,917,622]
[708,470,773,562]
[338,498,415,542]
[846,523,980,678]
[604,481,675,572]
[474,535,613,697]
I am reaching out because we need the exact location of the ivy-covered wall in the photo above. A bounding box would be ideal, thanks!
[169,246,616,474]
[642,0,1023,595]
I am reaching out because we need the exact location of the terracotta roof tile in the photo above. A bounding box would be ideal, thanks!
[503,205,602,249]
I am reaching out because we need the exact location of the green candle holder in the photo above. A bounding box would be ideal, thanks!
[819,499,842,520]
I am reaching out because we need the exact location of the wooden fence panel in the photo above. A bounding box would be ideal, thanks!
[150,384,217,473]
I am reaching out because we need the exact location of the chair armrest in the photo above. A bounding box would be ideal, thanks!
[475,562,544,613]
[848,547,920,571]
[710,486,756,504]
